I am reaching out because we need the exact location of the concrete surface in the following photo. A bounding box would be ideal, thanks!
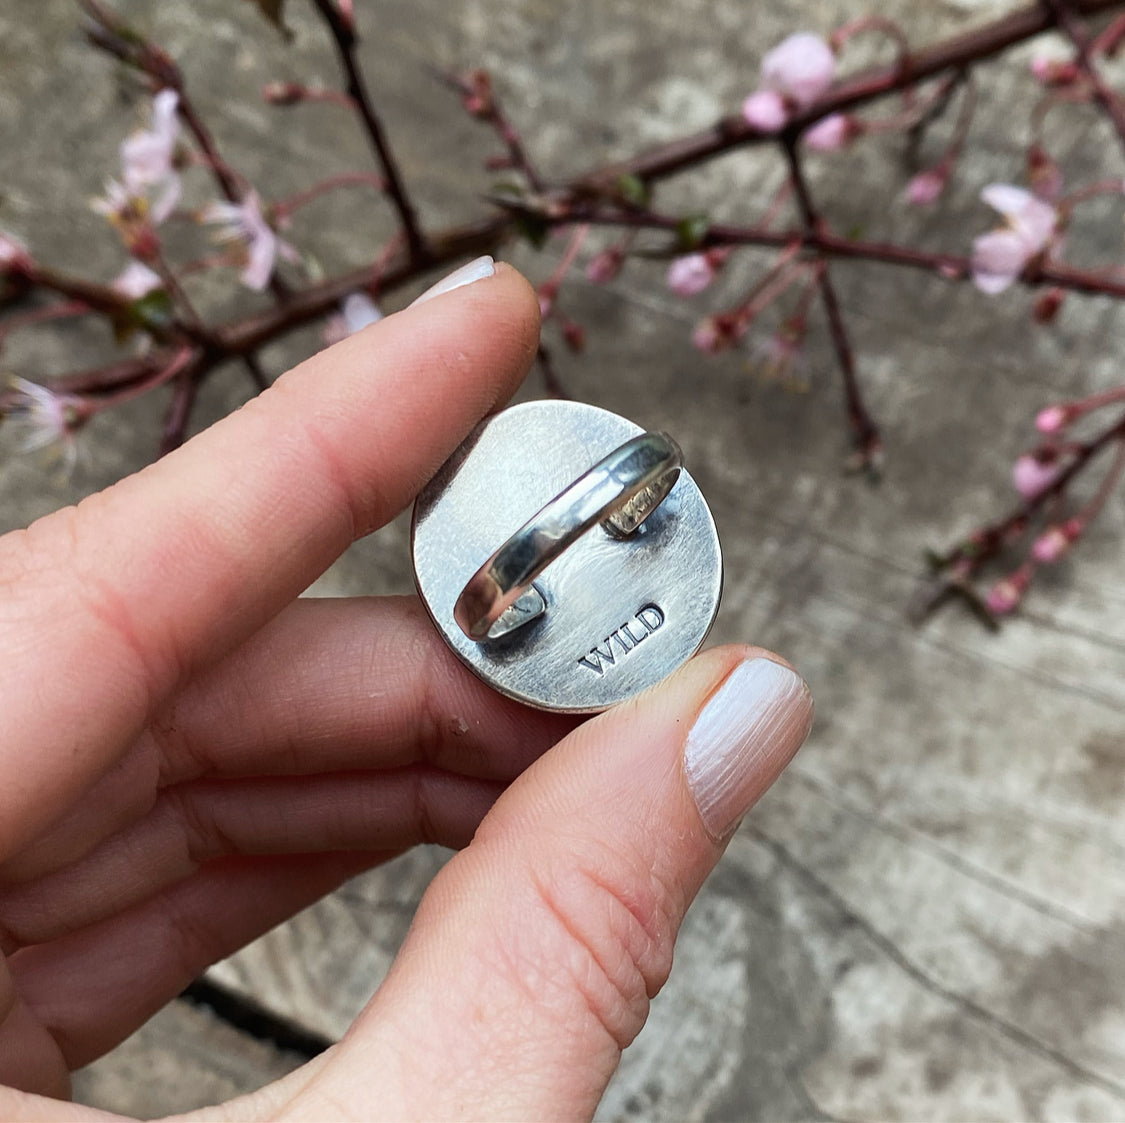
[2,0,1125,1119]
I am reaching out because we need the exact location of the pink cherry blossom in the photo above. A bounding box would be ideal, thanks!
[742,89,788,131]
[667,253,715,296]
[905,168,946,206]
[122,90,179,188]
[971,184,1058,294]
[1012,452,1060,500]
[803,113,851,151]
[761,33,836,109]
[7,377,83,473]
[119,90,182,223]
[202,191,298,291]
[112,261,163,300]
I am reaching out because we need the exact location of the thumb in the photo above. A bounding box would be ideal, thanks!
[288,646,812,1121]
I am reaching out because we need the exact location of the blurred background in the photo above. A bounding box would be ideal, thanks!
[2,1,1125,1118]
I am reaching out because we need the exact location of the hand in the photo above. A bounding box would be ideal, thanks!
[0,258,812,1121]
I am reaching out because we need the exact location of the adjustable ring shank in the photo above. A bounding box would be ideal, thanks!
[454,432,683,641]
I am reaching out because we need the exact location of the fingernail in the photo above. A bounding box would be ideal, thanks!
[410,255,495,307]
[684,658,813,840]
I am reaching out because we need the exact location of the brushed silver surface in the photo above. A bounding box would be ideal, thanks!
[452,431,683,641]
[411,400,723,712]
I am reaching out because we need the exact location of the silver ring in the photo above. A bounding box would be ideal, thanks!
[454,431,683,641]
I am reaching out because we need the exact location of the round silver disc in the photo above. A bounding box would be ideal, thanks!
[411,400,723,713]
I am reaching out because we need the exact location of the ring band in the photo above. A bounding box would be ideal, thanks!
[454,431,683,641]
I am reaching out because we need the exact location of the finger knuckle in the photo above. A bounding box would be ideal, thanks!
[525,851,679,1052]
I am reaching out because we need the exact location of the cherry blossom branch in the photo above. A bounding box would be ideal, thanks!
[78,0,290,302]
[273,172,388,222]
[7,0,1125,623]
[782,140,881,469]
[576,0,1124,189]
[510,200,1125,299]
[1043,0,1125,151]
[435,69,545,190]
[307,0,426,260]
[79,0,246,204]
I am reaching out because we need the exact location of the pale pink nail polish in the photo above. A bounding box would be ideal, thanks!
[410,255,496,306]
[684,658,813,839]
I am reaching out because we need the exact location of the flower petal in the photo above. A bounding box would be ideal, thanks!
[762,32,836,108]
[981,183,1037,219]
[741,89,788,131]
[971,229,1031,294]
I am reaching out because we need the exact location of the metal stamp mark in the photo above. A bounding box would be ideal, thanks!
[577,603,665,674]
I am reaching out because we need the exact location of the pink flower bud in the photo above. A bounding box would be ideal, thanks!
[585,247,624,285]
[692,314,738,354]
[0,231,31,273]
[667,252,716,296]
[905,168,946,206]
[986,579,1023,616]
[462,70,494,119]
[742,89,788,131]
[1031,526,1071,564]
[987,564,1033,616]
[803,113,851,151]
[262,81,306,105]
[761,33,836,108]
[336,0,355,32]
[1012,452,1060,500]
[1035,405,1069,434]
[1029,56,1080,86]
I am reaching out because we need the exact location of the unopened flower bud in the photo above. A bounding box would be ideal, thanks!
[1032,287,1065,324]
[462,70,494,118]
[667,252,716,296]
[127,223,162,263]
[692,314,738,354]
[585,246,625,285]
[1013,451,1061,500]
[803,113,853,152]
[1031,526,1070,563]
[1029,56,1080,86]
[986,563,1033,616]
[905,168,947,207]
[1035,404,1070,433]
[742,89,788,131]
[761,32,836,109]
[0,231,31,274]
[1027,144,1063,201]
[262,82,306,106]
[561,318,586,353]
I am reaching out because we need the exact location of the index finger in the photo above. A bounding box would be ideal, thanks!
[0,258,540,858]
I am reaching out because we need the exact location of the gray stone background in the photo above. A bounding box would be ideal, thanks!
[2,0,1125,1119]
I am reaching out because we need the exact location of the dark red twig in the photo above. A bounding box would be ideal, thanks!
[782,140,881,470]
[308,0,427,260]
[1043,0,1125,153]
[578,0,1124,189]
